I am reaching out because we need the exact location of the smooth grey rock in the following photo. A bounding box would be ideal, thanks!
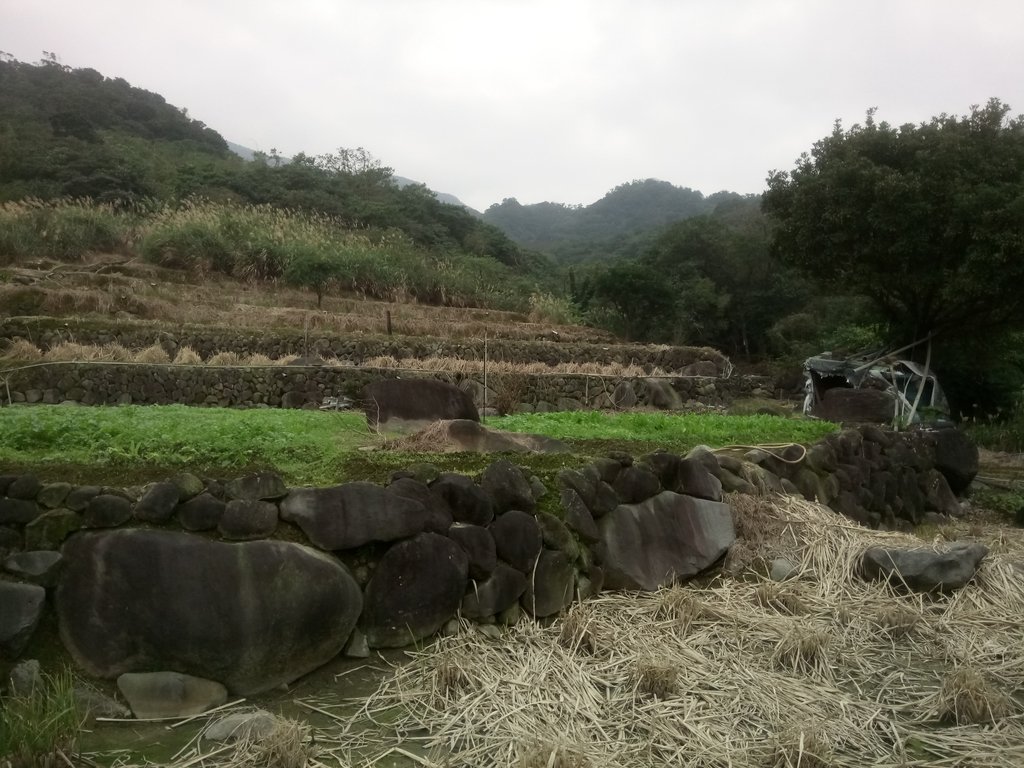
[0,498,40,525]
[461,562,527,619]
[678,458,724,502]
[770,557,799,582]
[37,483,72,509]
[6,475,41,500]
[177,493,226,532]
[281,482,427,550]
[490,509,542,574]
[343,628,370,658]
[522,550,575,617]
[930,428,979,494]
[24,509,82,550]
[224,472,287,501]
[0,526,23,556]
[361,533,469,648]
[600,491,736,591]
[386,478,453,534]
[84,494,133,528]
[430,473,495,526]
[480,459,536,514]
[134,483,182,523]
[447,523,496,580]
[0,581,46,657]
[117,671,227,719]
[74,686,131,719]
[170,473,206,502]
[613,465,661,504]
[4,550,63,587]
[203,710,278,742]
[218,499,278,540]
[64,485,101,512]
[685,445,722,479]
[561,488,599,544]
[860,541,988,593]
[8,659,42,695]
[536,512,578,559]
[56,530,362,695]
[921,469,961,517]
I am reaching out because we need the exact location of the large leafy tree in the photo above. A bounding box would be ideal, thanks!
[763,99,1024,344]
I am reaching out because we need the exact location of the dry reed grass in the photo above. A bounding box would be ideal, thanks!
[172,346,202,365]
[1,339,43,361]
[343,496,1024,767]
[133,343,170,364]
[362,354,673,377]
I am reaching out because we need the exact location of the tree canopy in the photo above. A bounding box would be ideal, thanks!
[763,99,1024,344]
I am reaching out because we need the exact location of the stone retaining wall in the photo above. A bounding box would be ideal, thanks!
[0,361,775,411]
[0,425,977,710]
[0,317,730,374]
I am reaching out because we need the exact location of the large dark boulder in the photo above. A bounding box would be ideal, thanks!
[281,482,427,550]
[860,541,988,593]
[386,478,453,534]
[929,429,979,494]
[56,530,362,695]
[430,474,494,526]
[84,494,133,528]
[561,489,599,544]
[7,475,41,500]
[360,533,468,648]
[4,550,63,587]
[134,483,181,523]
[613,465,661,504]
[489,510,542,574]
[363,379,479,431]
[599,491,735,591]
[218,500,278,540]
[678,458,724,502]
[522,550,575,617]
[460,563,527,619]
[24,509,82,550]
[447,523,497,580]
[480,460,536,514]
[0,581,46,657]
[177,493,226,532]
[224,472,287,502]
[0,498,40,525]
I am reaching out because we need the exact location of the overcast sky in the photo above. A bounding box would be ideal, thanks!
[4,1,1023,210]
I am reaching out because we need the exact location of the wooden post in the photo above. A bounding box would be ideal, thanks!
[385,310,392,336]
[483,331,488,424]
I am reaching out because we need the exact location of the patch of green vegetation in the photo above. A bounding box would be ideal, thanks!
[965,409,1024,453]
[489,411,837,452]
[970,487,1024,527]
[0,405,374,486]
[0,668,83,766]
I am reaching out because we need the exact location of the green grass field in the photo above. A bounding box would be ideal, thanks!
[0,405,838,486]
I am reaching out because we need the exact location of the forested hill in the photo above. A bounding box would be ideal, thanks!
[0,55,534,269]
[482,179,745,263]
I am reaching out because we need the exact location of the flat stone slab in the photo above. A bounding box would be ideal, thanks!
[860,541,988,593]
[117,671,227,719]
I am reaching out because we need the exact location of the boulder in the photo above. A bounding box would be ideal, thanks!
[363,379,479,431]
[56,530,362,695]
[37,483,72,509]
[224,472,287,501]
[611,381,637,408]
[0,581,46,657]
[685,445,723,479]
[561,489,599,544]
[24,509,82,550]
[4,550,63,587]
[0,498,40,525]
[920,470,961,517]
[522,550,575,617]
[645,379,683,410]
[361,533,468,648]
[203,710,278,743]
[8,659,42,695]
[134,482,181,523]
[177,493,226,532]
[218,500,278,540]
[281,482,427,550]
[84,494,133,528]
[386,478,453,533]
[480,460,536,514]
[170,473,206,502]
[490,510,542,574]
[430,474,494,526]
[64,485,101,512]
[447,523,497,580]
[599,491,735,591]
[117,671,228,719]
[6,475,41,500]
[613,465,661,504]
[536,512,578,559]
[461,563,527,619]
[930,429,979,494]
[678,458,724,502]
[0,526,22,557]
[860,541,988,593]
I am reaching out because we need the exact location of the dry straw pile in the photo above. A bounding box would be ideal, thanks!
[341,496,1024,767]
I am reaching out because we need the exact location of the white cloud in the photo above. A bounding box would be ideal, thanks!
[4,0,1023,209]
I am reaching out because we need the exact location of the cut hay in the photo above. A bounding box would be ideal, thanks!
[132,343,170,364]
[0,339,43,361]
[206,351,242,366]
[350,496,1024,767]
[172,345,203,365]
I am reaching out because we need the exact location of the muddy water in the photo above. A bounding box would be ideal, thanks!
[79,649,433,767]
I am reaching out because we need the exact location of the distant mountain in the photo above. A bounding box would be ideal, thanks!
[483,179,744,263]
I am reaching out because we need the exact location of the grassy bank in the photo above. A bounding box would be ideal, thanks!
[0,406,837,486]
